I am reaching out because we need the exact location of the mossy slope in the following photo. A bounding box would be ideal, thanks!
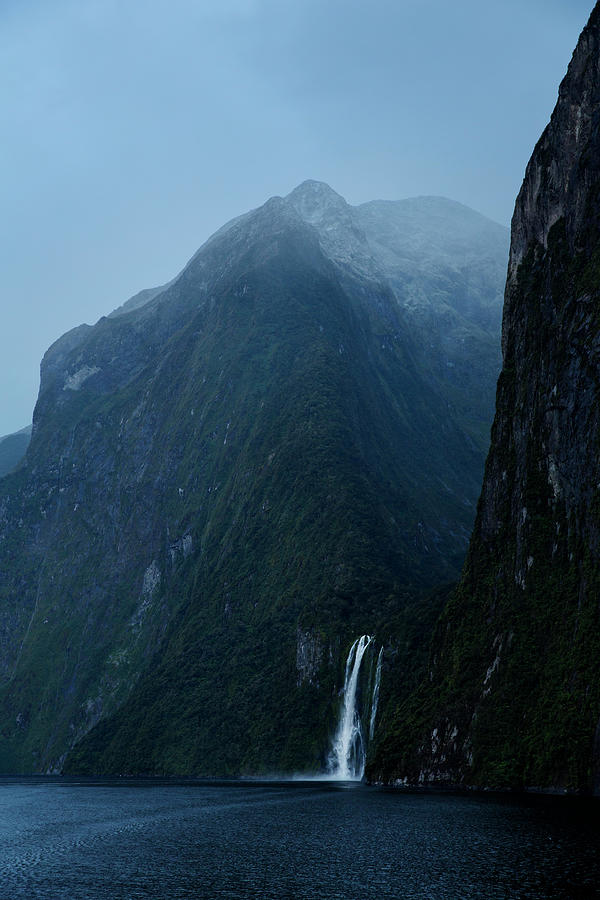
[0,189,504,774]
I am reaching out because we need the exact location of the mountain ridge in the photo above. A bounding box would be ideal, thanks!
[94,181,506,328]
[0,183,507,775]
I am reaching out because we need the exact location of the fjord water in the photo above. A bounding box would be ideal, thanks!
[2,779,600,899]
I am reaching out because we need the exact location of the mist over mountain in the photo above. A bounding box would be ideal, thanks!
[0,183,507,774]
[369,4,600,794]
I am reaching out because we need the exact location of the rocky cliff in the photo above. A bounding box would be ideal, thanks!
[0,183,507,774]
[368,3,600,793]
[0,426,31,478]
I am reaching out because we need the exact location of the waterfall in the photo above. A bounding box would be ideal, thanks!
[369,647,383,740]
[328,635,372,780]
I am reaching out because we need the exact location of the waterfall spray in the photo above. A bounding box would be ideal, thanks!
[328,635,372,780]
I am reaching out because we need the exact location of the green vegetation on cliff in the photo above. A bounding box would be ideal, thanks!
[0,185,506,775]
[368,5,600,793]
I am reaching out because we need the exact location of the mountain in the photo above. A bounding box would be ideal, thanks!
[0,425,31,478]
[0,184,507,775]
[368,4,600,794]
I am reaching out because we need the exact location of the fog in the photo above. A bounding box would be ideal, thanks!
[0,0,592,434]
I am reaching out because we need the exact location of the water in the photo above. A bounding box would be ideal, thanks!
[328,635,372,779]
[369,646,383,741]
[1,778,599,899]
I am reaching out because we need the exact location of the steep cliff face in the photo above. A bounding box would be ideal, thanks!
[0,426,31,478]
[369,3,600,793]
[0,184,506,775]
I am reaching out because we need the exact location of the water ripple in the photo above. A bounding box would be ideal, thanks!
[0,781,598,899]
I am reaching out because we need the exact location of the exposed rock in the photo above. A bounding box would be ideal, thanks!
[64,365,101,391]
[368,3,600,794]
[296,628,324,687]
[0,425,31,478]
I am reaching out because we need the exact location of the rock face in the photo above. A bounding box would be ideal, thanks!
[368,3,600,793]
[0,183,507,775]
[0,426,31,478]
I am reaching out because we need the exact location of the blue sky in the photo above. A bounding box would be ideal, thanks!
[0,0,594,434]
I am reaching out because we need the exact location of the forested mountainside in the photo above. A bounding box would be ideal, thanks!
[0,182,507,774]
[368,3,600,794]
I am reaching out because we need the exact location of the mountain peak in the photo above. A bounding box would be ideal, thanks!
[0,163,509,778]
[286,180,348,225]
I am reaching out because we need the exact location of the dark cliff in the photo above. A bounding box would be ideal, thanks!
[368,3,600,793]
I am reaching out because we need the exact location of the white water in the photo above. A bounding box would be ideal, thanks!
[369,647,383,740]
[328,635,372,780]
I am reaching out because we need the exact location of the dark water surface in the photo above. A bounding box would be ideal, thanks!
[0,778,599,899]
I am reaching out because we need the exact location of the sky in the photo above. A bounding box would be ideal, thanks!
[0,0,594,434]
